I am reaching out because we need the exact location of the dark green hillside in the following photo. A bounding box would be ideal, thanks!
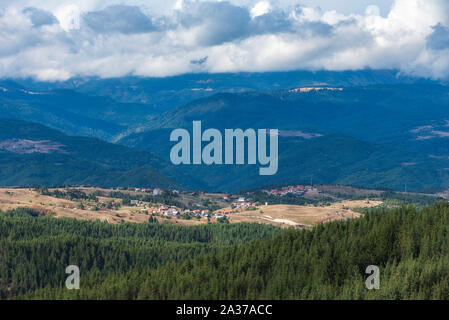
[120,130,449,192]
[140,84,449,142]
[0,82,158,140]
[5,70,427,140]
[12,202,449,300]
[119,83,449,192]
[0,119,166,170]
[15,69,425,108]
[0,207,281,299]
[3,80,449,192]
[0,153,175,188]
[0,119,178,188]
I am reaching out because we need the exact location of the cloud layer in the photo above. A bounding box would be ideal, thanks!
[0,0,448,81]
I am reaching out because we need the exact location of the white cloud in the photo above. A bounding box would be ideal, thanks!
[251,1,271,19]
[365,5,380,16]
[54,4,81,31]
[0,0,448,81]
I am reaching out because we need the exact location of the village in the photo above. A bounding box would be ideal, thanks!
[0,184,391,228]
[123,188,260,222]
[107,184,321,224]
[261,185,316,196]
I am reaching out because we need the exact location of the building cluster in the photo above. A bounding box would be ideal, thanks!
[129,187,165,195]
[231,197,257,210]
[262,185,315,196]
[124,187,185,195]
[113,188,266,220]
[148,205,211,218]
[149,205,180,216]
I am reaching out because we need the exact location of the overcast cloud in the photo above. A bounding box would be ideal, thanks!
[0,0,448,81]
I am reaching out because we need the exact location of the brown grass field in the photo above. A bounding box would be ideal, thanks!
[228,200,382,228]
[0,188,382,227]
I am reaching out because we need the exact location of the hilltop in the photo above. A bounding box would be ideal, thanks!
[118,83,449,192]
[0,119,179,188]
[2,74,449,192]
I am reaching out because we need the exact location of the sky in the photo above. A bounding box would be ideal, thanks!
[0,0,448,81]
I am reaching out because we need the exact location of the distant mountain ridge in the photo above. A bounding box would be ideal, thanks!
[0,70,441,141]
[0,80,164,141]
[1,71,449,192]
[0,119,179,188]
[119,83,449,192]
[14,69,431,103]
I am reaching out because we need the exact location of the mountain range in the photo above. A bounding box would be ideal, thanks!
[1,70,448,192]
[0,119,180,188]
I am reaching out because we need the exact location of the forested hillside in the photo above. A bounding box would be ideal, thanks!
[119,84,449,192]
[0,119,186,188]
[121,132,449,192]
[0,207,281,299]
[3,79,449,192]
[14,70,422,112]
[3,202,449,300]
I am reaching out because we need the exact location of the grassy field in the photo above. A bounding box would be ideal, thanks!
[0,188,148,224]
[228,200,382,227]
[0,187,382,227]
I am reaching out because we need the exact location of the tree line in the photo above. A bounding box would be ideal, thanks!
[0,207,280,299]
[3,202,449,299]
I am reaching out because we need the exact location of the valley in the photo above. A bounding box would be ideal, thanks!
[0,185,439,229]
[2,0,449,303]
[2,74,449,193]
[0,67,448,302]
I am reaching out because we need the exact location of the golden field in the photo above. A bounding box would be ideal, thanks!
[0,187,382,228]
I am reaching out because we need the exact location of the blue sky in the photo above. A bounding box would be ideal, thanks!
[300,0,393,16]
[0,0,448,80]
